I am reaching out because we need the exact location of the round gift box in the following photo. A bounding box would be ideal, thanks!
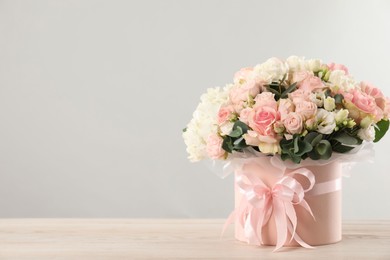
[234,157,342,247]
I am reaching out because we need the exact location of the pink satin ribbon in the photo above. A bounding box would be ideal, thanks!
[222,167,341,252]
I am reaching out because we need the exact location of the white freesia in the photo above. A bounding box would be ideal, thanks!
[316,109,336,134]
[183,85,232,161]
[335,109,349,124]
[253,57,288,83]
[286,56,306,72]
[328,70,356,91]
[357,126,375,141]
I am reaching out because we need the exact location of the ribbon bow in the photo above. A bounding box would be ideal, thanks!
[224,167,316,252]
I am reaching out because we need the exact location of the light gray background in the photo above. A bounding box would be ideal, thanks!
[0,0,389,218]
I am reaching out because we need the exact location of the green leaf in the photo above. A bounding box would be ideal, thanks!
[332,143,355,153]
[228,121,249,138]
[293,136,299,153]
[280,82,297,98]
[332,132,359,145]
[222,137,233,153]
[182,127,187,133]
[233,137,248,150]
[334,94,344,105]
[315,140,332,160]
[234,121,249,133]
[374,119,389,142]
[228,127,243,138]
[304,132,323,146]
[296,140,313,156]
[308,150,321,160]
[266,87,281,100]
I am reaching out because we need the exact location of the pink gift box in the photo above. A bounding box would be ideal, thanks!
[232,156,342,248]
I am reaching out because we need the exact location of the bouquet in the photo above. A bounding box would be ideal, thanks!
[182,56,390,251]
[183,56,389,164]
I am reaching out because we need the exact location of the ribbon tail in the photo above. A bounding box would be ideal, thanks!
[284,202,297,243]
[272,199,288,252]
[244,208,260,245]
[221,211,236,238]
[299,199,315,221]
[287,224,315,249]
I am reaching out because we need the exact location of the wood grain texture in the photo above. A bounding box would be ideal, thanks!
[0,219,389,259]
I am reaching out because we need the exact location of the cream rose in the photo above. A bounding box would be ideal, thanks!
[278,98,295,120]
[283,112,303,134]
[295,101,317,119]
[206,134,226,159]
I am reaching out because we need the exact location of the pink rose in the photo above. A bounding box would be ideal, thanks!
[350,89,377,115]
[248,106,278,137]
[229,80,260,107]
[217,105,234,124]
[292,71,312,83]
[298,75,325,92]
[328,62,349,75]
[278,98,295,120]
[239,107,252,125]
[360,82,385,121]
[360,82,383,99]
[206,134,226,160]
[384,97,390,119]
[253,92,277,110]
[283,112,303,134]
[234,67,253,84]
[288,89,311,104]
[295,101,317,119]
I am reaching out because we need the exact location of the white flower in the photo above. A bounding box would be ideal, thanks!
[286,56,306,72]
[335,109,349,124]
[316,109,336,134]
[328,70,356,91]
[183,85,232,161]
[305,59,322,72]
[253,57,288,83]
[219,121,234,136]
[324,97,336,111]
[357,126,375,141]
[310,91,325,107]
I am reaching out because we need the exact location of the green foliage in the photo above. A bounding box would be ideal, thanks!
[374,119,389,143]
[264,75,297,101]
[334,94,344,105]
[222,120,250,153]
[280,135,313,163]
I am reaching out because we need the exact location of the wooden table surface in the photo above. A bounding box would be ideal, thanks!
[0,219,389,259]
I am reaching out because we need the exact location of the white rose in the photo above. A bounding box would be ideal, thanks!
[306,59,322,72]
[253,57,288,82]
[316,109,336,134]
[183,85,232,162]
[324,97,336,111]
[357,126,375,141]
[286,56,306,72]
[328,70,356,91]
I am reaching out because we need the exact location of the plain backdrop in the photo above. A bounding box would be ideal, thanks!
[0,0,389,219]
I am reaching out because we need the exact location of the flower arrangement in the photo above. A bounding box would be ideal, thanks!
[183,56,390,164]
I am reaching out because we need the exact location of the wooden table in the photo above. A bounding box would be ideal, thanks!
[0,219,389,259]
